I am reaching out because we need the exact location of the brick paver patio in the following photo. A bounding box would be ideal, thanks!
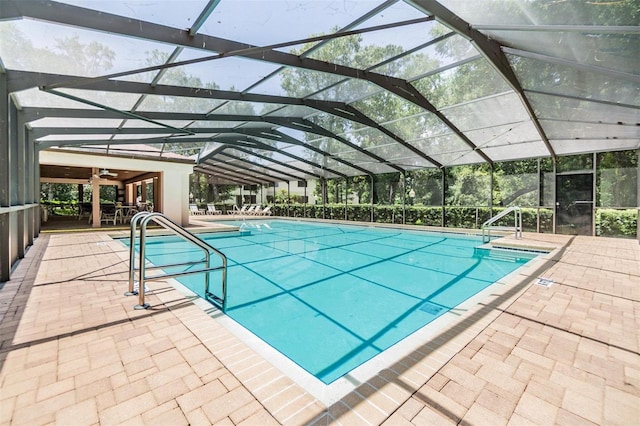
[1,228,638,425]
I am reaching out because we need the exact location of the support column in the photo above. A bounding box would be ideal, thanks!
[92,168,101,227]
[536,158,541,233]
[441,168,446,227]
[592,152,597,237]
[303,182,307,218]
[0,73,10,281]
[140,180,147,203]
[321,178,327,220]
[287,181,291,217]
[25,125,35,244]
[489,164,494,217]
[125,183,132,204]
[401,172,406,225]
[552,158,557,234]
[33,139,40,236]
[12,100,25,258]
[370,175,374,222]
[344,178,348,221]
[0,75,8,207]
[154,176,161,213]
[637,149,639,241]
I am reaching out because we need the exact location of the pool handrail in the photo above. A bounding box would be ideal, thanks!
[481,206,522,243]
[126,211,227,311]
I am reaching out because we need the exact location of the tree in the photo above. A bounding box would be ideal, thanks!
[281,28,442,204]
[0,24,115,75]
[597,150,638,207]
[40,183,77,202]
[493,160,539,207]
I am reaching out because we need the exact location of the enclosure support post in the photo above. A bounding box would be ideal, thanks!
[441,168,446,228]
[91,168,100,227]
[536,158,541,233]
[552,159,556,234]
[592,152,597,236]
[11,100,25,259]
[370,174,374,223]
[0,73,11,282]
[344,178,348,221]
[33,133,40,236]
[321,178,326,219]
[637,149,640,241]
[401,172,406,225]
[287,181,291,217]
[489,164,494,220]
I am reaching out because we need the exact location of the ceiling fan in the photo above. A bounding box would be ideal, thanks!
[98,168,118,177]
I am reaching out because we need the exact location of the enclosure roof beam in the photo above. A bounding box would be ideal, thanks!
[199,130,373,178]
[200,161,279,184]
[407,0,555,159]
[236,128,406,174]
[192,168,256,186]
[195,163,274,185]
[210,153,302,182]
[6,1,480,163]
[215,152,304,181]
[32,127,274,139]
[210,136,352,179]
[9,70,384,131]
[229,146,325,180]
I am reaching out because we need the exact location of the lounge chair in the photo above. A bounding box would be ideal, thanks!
[250,205,263,215]
[227,205,247,215]
[247,204,263,215]
[206,204,223,215]
[256,205,272,216]
[189,204,204,215]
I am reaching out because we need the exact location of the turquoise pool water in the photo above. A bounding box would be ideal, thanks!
[127,220,535,384]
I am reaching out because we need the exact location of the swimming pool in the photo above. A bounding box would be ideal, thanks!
[128,220,536,384]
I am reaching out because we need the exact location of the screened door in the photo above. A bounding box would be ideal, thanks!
[556,174,594,235]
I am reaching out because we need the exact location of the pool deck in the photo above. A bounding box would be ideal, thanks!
[1,225,639,425]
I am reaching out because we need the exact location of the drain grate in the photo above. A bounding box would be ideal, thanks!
[419,301,445,315]
[535,277,554,288]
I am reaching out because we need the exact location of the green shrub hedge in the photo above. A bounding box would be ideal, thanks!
[596,209,638,238]
[269,204,636,238]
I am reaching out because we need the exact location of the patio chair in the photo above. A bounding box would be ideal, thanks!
[100,204,118,225]
[206,204,223,215]
[78,202,92,222]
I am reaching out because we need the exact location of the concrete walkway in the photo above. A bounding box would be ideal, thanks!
[1,230,638,425]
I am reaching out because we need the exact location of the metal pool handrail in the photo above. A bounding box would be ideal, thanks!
[482,206,522,243]
[126,211,227,311]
